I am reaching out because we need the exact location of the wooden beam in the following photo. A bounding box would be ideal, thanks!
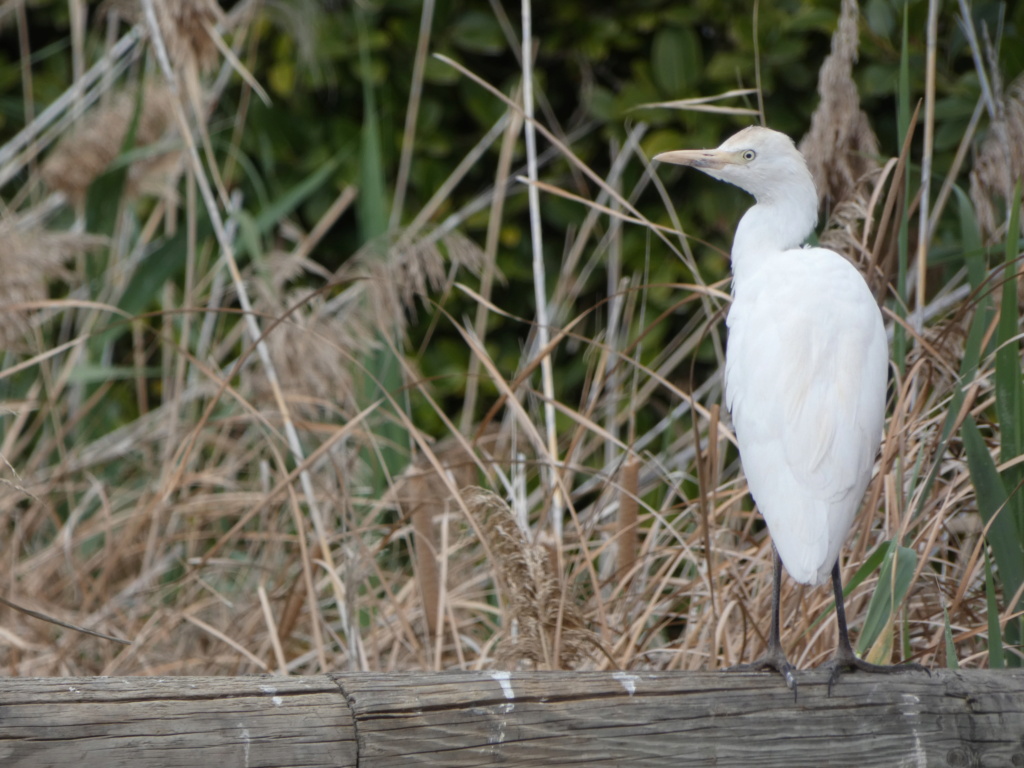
[1,670,1022,766]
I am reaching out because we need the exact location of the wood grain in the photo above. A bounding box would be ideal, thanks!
[1,670,1021,766]
[0,675,355,767]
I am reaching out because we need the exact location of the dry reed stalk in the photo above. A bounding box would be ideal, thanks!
[391,428,505,638]
[410,487,442,639]
[615,456,640,582]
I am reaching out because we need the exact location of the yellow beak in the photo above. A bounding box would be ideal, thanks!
[654,149,732,170]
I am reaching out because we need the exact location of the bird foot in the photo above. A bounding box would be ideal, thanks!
[725,648,798,700]
[820,646,930,696]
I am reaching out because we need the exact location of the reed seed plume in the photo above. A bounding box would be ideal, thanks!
[798,0,880,217]
[797,0,884,282]
[40,84,178,204]
[246,230,484,409]
[248,286,368,408]
[101,0,224,72]
[0,219,105,349]
[467,487,594,670]
[355,230,485,334]
[969,74,1024,242]
[157,0,224,72]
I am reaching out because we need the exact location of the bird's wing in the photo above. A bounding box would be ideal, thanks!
[725,249,888,585]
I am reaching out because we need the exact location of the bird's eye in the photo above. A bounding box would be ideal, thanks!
[742,150,756,161]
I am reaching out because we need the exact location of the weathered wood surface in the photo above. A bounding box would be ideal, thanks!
[0,675,355,767]
[1,670,1022,766]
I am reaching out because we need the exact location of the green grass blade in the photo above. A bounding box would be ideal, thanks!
[356,9,389,243]
[355,5,407,485]
[953,185,986,290]
[984,548,1005,669]
[252,151,346,237]
[943,605,959,669]
[845,540,892,593]
[994,179,1024,664]
[995,180,1024,495]
[962,413,1024,666]
[856,540,918,657]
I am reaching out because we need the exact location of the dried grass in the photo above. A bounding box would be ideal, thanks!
[0,219,105,349]
[245,229,484,409]
[0,3,1011,681]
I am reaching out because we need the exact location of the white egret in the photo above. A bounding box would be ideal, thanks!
[656,126,925,694]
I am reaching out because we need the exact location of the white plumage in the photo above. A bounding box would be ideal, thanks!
[657,126,887,586]
[726,246,887,584]
[656,126,920,692]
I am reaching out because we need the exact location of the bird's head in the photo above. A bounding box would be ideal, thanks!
[654,126,816,206]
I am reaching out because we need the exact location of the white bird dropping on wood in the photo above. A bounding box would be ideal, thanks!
[656,126,926,695]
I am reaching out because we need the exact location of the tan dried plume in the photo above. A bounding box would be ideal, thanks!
[466,487,595,670]
[798,0,880,216]
[41,84,178,204]
[0,220,105,349]
[246,230,484,408]
[101,0,224,72]
[798,0,883,282]
[250,281,367,408]
[969,74,1024,243]
[351,230,485,336]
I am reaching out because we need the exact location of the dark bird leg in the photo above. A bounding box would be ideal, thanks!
[727,546,797,696]
[821,560,929,695]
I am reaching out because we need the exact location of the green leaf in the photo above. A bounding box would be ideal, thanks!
[67,365,162,383]
[953,185,986,290]
[865,0,895,39]
[902,190,993,530]
[252,151,346,236]
[356,8,388,243]
[943,605,959,669]
[651,26,701,96]
[85,85,145,239]
[962,413,1024,668]
[962,416,1015,570]
[996,181,1024,462]
[450,11,505,56]
[995,181,1024,530]
[843,540,892,594]
[984,548,1005,669]
[856,540,918,657]
[235,209,263,264]
[354,6,408,488]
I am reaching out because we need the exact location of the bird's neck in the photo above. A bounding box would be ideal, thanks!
[730,185,819,281]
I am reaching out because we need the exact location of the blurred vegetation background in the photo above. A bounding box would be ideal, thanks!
[0,0,1022,677]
